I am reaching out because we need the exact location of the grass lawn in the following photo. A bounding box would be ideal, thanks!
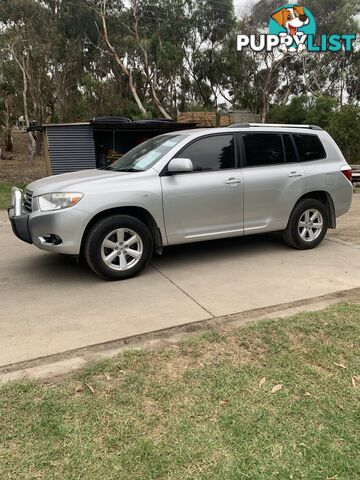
[0,183,26,210]
[1,303,359,480]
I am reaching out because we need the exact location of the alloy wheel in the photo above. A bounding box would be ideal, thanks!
[101,228,143,271]
[298,209,324,242]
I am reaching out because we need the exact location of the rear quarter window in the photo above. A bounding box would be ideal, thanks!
[293,134,326,162]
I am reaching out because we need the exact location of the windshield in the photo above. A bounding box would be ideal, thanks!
[106,134,188,172]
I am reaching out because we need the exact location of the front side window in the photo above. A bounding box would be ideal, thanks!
[108,134,188,171]
[293,134,326,162]
[243,133,284,167]
[179,135,235,172]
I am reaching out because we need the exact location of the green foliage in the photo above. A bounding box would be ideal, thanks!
[269,96,308,124]
[0,183,26,209]
[0,0,358,140]
[328,105,360,164]
[269,96,339,129]
[269,98,360,164]
[307,96,339,128]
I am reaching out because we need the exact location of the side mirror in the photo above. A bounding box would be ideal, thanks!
[167,158,193,173]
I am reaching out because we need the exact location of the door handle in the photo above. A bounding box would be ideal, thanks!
[288,171,303,178]
[225,177,242,185]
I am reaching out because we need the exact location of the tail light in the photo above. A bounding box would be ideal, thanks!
[341,167,352,182]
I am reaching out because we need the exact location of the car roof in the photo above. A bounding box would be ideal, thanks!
[165,125,324,138]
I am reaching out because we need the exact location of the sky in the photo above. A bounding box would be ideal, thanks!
[233,0,298,13]
[233,0,259,16]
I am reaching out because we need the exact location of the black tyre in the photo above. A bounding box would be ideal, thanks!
[283,199,328,250]
[84,215,153,280]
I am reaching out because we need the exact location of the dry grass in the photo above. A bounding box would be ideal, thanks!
[0,130,47,184]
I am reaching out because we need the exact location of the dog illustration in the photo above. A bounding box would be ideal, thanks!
[271,5,309,36]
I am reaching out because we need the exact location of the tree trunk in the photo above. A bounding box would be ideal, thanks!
[261,70,272,123]
[13,50,36,161]
[35,131,43,156]
[4,129,13,152]
[4,99,13,152]
[131,3,172,119]
[54,68,65,122]
[99,1,147,116]
[127,71,147,117]
[148,74,172,119]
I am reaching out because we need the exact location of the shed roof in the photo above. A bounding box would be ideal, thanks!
[27,117,196,132]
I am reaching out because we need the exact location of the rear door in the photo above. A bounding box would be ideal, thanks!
[292,133,331,182]
[241,132,307,232]
[161,134,244,244]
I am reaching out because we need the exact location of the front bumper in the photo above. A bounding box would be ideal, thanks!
[8,208,32,244]
[8,187,89,255]
[8,187,32,244]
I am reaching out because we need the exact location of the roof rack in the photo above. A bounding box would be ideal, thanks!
[228,123,323,131]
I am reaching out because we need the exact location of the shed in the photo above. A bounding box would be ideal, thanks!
[32,117,197,175]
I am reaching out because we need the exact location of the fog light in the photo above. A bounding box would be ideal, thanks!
[41,234,62,245]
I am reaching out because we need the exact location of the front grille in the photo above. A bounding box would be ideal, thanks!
[23,189,33,213]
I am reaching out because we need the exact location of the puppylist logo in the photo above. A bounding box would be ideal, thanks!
[237,3,356,53]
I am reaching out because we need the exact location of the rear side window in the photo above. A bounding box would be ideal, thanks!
[293,134,326,162]
[179,135,235,171]
[243,133,284,167]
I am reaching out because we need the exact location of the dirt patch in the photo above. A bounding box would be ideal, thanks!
[328,194,360,245]
[0,130,47,184]
[0,210,8,222]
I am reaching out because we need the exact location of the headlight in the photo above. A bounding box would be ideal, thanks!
[38,192,83,212]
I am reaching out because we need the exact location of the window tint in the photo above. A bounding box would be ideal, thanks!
[243,134,284,167]
[179,135,235,172]
[293,134,326,162]
[283,134,298,163]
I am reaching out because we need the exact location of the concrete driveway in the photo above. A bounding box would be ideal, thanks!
[1,195,359,367]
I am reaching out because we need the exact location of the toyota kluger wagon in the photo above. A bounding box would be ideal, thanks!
[9,124,353,280]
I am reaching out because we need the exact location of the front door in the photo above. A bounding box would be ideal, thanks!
[161,134,244,244]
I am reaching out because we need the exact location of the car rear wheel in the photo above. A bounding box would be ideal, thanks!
[84,215,153,280]
[283,199,328,250]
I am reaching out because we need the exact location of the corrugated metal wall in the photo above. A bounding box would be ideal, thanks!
[46,125,96,175]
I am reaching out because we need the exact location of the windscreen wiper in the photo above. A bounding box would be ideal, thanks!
[115,168,145,172]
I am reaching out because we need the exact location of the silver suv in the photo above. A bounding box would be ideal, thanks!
[9,124,353,280]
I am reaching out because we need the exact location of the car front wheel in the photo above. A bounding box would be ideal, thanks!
[84,215,153,280]
[283,199,328,250]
